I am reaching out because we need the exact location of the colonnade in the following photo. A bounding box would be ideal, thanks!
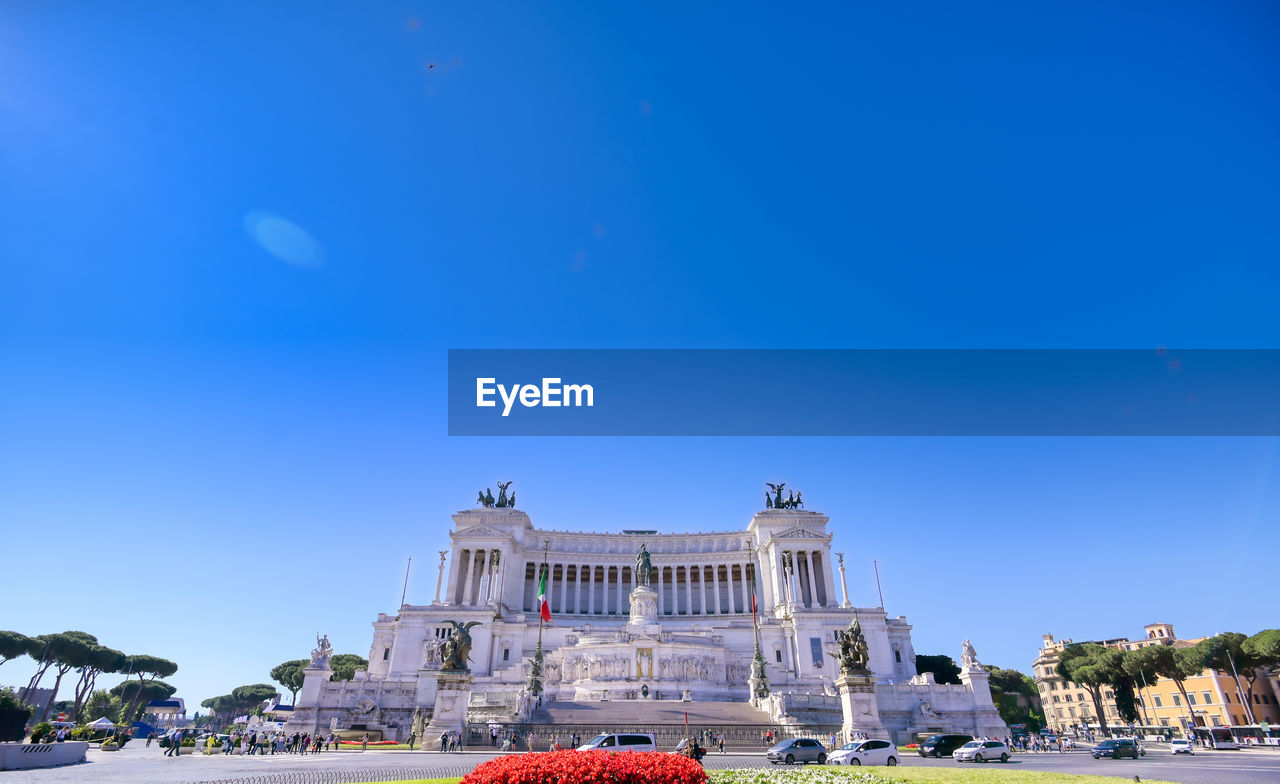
[446,547,836,613]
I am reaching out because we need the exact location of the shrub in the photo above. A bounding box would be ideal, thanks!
[29,722,53,743]
[462,749,707,784]
[0,687,29,712]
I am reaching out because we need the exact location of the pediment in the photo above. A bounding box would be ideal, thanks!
[774,527,829,540]
[453,525,510,540]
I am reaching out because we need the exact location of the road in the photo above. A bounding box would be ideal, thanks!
[6,741,1280,784]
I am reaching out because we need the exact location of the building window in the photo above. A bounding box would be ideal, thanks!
[383,647,390,661]
[895,650,902,663]
[1050,682,1057,691]
[1064,694,1072,702]
[1202,692,1212,704]
[503,648,510,662]
[775,650,782,663]
[1154,696,1163,707]
[1173,694,1181,706]
[1052,695,1060,703]
[1225,693,1232,703]
[1188,693,1197,705]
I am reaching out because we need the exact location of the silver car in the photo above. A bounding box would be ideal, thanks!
[953,739,1010,763]
[766,737,828,765]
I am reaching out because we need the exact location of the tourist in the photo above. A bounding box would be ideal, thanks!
[361,733,369,752]
[439,730,449,752]
[719,733,725,754]
[408,731,416,751]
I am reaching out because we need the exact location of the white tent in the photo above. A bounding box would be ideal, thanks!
[88,717,115,730]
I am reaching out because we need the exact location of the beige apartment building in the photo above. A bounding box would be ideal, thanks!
[1033,623,1280,739]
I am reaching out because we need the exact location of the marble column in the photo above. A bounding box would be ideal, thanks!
[805,551,819,608]
[443,548,463,605]
[559,563,570,614]
[461,549,477,605]
[837,553,852,608]
[492,551,506,607]
[433,551,448,604]
[712,564,722,614]
[657,567,665,615]
[588,566,596,615]
[739,564,750,614]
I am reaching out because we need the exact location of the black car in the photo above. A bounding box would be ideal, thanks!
[1091,738,1143,759]
[918,734,973,758]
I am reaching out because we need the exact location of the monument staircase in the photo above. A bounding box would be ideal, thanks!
[469,699,841,750]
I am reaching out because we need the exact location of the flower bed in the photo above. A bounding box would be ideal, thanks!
[339,739,400,746]
[462,749,707,784]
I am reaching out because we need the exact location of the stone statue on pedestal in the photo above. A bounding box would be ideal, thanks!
[635,544,652,586]
[829,618,871,676]
[439,621,482,671]
[961,638,980,669]
[310,633,333,668]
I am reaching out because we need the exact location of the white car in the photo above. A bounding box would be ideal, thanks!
[1170,739,1194,755]
[576,733,657,753]
[953,739,1010,763]
[827,739,899,766]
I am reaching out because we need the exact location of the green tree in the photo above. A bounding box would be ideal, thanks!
[1192,633,1260,724]
[29,632,96,722]
[914,654,961,685]
[985,666,1044,731]
[328,654,369,682]
[1123,644,1202,735]
[200,694,239,725]
[1057,643,1126,737]
[1243,629,1280,663]
[111,679,177,723]
[80,690,121,724]
[231,683,278,708]
[269,659,307,705]
[71,645,126,722]
[117,654,178,724]
[0,631,32,667]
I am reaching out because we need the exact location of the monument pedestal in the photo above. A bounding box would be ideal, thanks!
[426,670,474,734]
[836,672,888,742]
[628,585,658,627]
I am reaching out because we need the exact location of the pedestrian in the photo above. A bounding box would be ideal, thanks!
[146,731,155,748]
[361,733,368,752]
[440,731,449,752]
[408,731,416,751]
[164,728,181,757]
[719,733,725,754]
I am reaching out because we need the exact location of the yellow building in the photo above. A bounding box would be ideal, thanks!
[1032,623,1280,739]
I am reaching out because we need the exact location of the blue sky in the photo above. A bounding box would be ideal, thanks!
[1,1,1278,711]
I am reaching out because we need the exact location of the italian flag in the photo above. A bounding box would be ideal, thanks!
[538,566,551,622]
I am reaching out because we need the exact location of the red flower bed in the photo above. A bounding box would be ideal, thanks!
[461,749,707,784]
[338,739,399,745]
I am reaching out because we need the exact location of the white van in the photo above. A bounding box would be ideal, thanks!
[577,732,658,753]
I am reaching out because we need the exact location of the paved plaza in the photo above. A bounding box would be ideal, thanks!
[6,742,1280,784]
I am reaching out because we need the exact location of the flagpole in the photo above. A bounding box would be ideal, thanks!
[528,540,550,705]
[537,540,549,650]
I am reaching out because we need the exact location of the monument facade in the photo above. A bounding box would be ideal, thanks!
[286,487,1006,744]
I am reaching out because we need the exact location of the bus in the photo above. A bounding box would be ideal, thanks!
[1192,727,1238,750]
